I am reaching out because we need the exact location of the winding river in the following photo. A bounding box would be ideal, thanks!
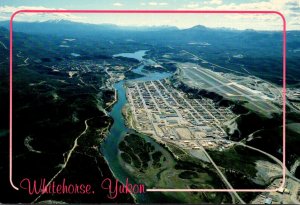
[100,50,173,202]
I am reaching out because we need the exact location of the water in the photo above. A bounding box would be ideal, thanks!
[112,50,148,61]
[100,50,172,202]
[131,65,171,81]
[70,53,80,57]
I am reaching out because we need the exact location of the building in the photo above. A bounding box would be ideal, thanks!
[264,197,272,204]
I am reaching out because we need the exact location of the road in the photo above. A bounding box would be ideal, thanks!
[134,81,244,203]
[199,138,300,184]
[127,80,298,203]
[0,41,7,50]
[135,83,160,137]
[33,118,91,202]
[198,144,245,204]
[238,142,300,184]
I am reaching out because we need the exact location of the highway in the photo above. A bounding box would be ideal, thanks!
[126,79,299,204]
[198,138,300,184]
[33,118,91,203]
[0,40,7,50]
[198,144,245,204]
[131,81,245,203]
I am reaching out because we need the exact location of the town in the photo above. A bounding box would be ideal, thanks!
[126,79,237,151]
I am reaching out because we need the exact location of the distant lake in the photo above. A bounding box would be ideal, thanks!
[113,50,148,61]
[64,38,76,41]
[70,53,80,57]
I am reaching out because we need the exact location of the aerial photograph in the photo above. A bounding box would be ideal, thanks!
[0,0,300,204]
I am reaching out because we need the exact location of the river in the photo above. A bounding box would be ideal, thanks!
[100,50,173,202]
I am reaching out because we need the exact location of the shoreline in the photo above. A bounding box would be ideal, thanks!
[104,86,118,111]
[100,82,138,203]
[101,154,138,203]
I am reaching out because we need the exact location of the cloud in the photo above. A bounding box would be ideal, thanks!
[285,0,300,12]
[0,5,67,13]
[0,5,85,22]
[204,0,223,5]
[290,16,300,25]
[185,3,200,8]
[0,1,299,30]
[148,2,168,6]
[148,2,158,6]
[159,2,168,6]
[286,0,300,7]
[112,2,123,7]
[181,0,300,30]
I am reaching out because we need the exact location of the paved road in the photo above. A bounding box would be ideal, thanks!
[198,144,245,204]
[33,118,91,202]
[0,41,7,50]
[199,138,300,184]
[239,142,300,184]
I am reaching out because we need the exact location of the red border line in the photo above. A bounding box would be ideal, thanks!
[9,10,286,193]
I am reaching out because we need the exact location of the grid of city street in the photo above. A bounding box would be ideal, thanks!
[126,80,237,151]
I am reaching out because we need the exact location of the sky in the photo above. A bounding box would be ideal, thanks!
[0,0,299,30]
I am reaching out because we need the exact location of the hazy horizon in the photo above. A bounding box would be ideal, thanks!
[0,0,299,31]
[0,18,291,32]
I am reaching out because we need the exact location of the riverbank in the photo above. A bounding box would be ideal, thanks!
[36,115,134,203]
[100,50,180,203]
[104,87,118,111]
[118,132,233,203]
